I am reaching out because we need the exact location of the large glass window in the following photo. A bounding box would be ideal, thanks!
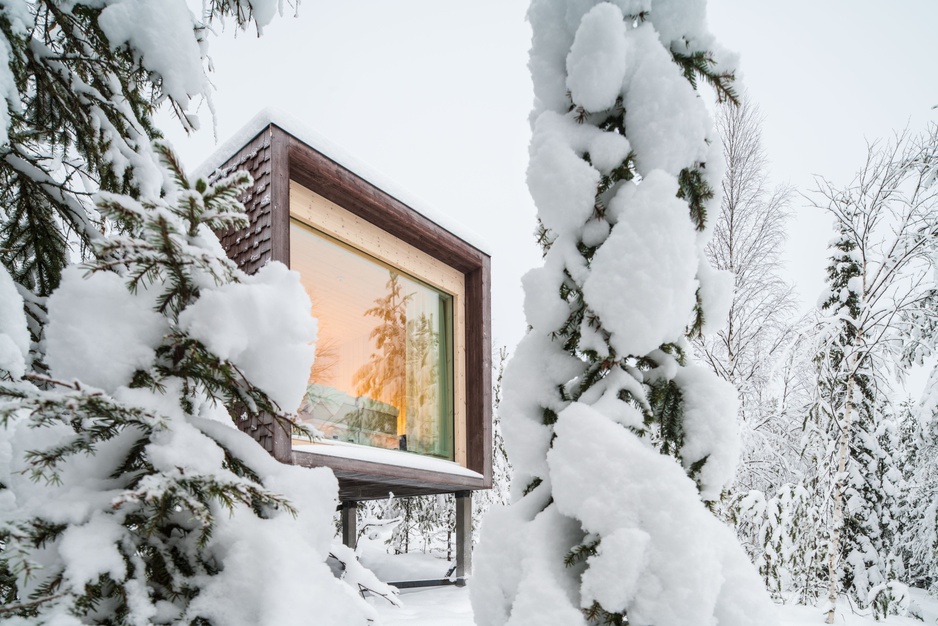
[291,219,455,460]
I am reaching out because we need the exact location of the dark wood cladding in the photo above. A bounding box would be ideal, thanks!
[211,130,284,454]
[234,411,291,464]
[214,130,274,275]
[466,256,492,485]
[213,122,493,498]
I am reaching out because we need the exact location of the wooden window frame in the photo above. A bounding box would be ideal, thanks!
[289,185,467,465]
[215,124,492,500]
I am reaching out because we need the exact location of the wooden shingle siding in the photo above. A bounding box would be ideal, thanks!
[209,129,291,459]
[214,129,275,275]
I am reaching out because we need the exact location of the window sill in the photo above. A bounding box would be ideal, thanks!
[292,439,482,480]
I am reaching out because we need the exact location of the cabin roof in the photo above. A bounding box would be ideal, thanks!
[196,107,492,255]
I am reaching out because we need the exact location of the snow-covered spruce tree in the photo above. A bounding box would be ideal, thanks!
[471,2,777,625]
[0,0,290,305]
[898,376,938,595]
[0,2,391,622]
[0,150,380,624]
[808,126,938,622]
[732,483,822,604]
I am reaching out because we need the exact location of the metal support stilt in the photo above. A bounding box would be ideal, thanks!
[455,490,472,585]
[341,500,358,550]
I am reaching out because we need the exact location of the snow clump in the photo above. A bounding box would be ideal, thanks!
[566,3,628,112]
[0,263,29,378]
[179,262,317,411]
[583,170,699,357]
[46,266,168,392]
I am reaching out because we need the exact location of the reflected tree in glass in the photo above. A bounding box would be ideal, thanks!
[308,293,340,386]
[352,271,444,454]
[406,312,441,454]
[354,272,412,439]
[290,218,454,457]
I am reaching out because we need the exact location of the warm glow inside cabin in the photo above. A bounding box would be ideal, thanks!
[289,184,465,463]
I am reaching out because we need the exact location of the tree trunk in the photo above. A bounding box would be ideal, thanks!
[826,354,856,624]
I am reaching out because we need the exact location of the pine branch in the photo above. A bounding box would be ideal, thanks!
[564,538,600,567]
[677,165,713,232]
[647,378,684,458]
[0,592,71,617]
[670,48,738,105]
[523,476,543,497]
[0,381,167,483]
[583,601,629,626]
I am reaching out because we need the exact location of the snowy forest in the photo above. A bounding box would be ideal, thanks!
[1,0,937,625]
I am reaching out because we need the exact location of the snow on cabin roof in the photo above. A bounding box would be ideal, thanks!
[195,107,491,255]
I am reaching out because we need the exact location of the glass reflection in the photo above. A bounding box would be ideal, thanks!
[290,220,454,460]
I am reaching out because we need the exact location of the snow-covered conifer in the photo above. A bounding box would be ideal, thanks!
[898,375,938,595]
[0,3,393,622]
[0,0,290,305]
[471,2,777,625]
[732,483,823,604]
[808,126,938,622]
[0,150,379,624]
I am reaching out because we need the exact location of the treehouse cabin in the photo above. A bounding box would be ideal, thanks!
[200,111,492,580]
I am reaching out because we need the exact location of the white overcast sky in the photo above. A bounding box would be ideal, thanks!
[162,0,938,362]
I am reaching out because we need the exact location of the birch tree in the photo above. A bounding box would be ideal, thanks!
[698,94,801,497]
[809,126,938,622]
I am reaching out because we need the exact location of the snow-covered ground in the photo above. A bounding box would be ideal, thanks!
[362,551,938,625]
[371,587,472,626]
[369,584,938,626]
[775,592,938,626]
